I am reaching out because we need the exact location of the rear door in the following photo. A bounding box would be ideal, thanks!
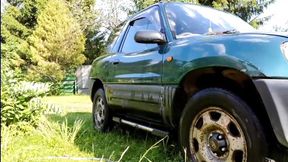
[107,6,164,119]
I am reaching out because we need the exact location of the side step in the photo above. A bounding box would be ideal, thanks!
[113,117,169,137]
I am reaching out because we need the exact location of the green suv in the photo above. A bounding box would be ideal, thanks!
[90,2,288,162]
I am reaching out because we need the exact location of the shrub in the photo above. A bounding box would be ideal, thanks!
[47,82,64,96]
[1,67,50,126]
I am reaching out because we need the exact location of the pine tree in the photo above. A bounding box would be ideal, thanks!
[1,0,49,70]
[27,0,85,82]
[1,5,31,68]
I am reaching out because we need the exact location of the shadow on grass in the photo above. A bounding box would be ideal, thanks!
[47,112,183,162]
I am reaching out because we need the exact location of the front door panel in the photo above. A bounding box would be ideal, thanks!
[107,49,163,118]
[106,6,164,119]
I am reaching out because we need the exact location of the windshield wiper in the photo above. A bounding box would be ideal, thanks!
[222,29,239,34]
[205,29,239,35]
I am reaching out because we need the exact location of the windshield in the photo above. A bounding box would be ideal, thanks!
[165,3,255,38]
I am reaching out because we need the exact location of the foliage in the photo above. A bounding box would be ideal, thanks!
[96,0,131,30]
[1,117,87,162]
[83,30,107,64]
[1,0,50,71]
[66,0,96,33]
[273,21,288,32]
[132,0,158,11]
[93,0,135,64]
[1,64,49,126]
[199,0,274,28]
[27,0,85,82]
[66,0,106,64]
[1,5,31,69]
[2,0,86,83]
[132,0,274,27]
[1,3,51,125]
[1,95,182,162]
[37,118,84,144]
[47,82,64,96]
[7,0,48,28]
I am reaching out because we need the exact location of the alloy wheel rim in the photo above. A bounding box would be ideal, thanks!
[189,107,247,162]
[94,97,105,128]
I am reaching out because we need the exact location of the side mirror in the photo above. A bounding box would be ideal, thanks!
[134,30,167,45]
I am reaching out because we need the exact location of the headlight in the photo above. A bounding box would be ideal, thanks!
[280,41,288,60]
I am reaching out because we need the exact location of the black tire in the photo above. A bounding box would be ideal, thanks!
[270,142,288,162]
[92,88,112,132]
[179,88,267,162]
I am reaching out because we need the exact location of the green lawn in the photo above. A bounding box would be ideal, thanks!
[42,95,92,112]
[2,95,182,162]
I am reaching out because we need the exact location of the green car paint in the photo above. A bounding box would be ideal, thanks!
[91,33,288,83]
[90,2,288,149]
[163,33,288,84]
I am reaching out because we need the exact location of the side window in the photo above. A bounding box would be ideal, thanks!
[107,22,126,53]
[121,18,148,54]
[121,6,161,54]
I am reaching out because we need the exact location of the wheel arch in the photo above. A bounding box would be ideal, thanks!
[172,67,274,141]
[90,78,104,101]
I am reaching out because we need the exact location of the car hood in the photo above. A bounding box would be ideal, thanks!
[240,32,288,38]
[173,31,288,78]
[178,31,288,45]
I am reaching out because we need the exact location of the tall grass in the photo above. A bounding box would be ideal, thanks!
[2,95,183,162]
[138,136,169,162]
[1,117,88,162]
[36,118,84,144]
[2,119,179,161]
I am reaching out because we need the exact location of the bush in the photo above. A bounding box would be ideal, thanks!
[46,82,63,96]
[1,67,50,126]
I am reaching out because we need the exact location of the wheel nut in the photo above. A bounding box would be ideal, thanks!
[221,147,226,152]
[218,135,223,140]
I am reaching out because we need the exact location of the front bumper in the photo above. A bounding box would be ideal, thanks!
[253,79,288,148]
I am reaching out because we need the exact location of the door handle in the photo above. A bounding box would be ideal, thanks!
[111,59,120,65]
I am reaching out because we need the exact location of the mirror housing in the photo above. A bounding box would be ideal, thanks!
[134,30,167,45]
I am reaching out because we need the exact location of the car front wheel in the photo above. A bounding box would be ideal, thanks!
[92,88,112,132]
[179,88,267,162]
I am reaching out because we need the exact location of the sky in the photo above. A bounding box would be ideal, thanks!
[94,0,288,32]
[1,0,8,12]
[259,0,288,31]
[1,0,287,32]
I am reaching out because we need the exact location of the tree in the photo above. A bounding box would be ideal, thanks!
[1,0,50,126]
[27,0,85,82]
[66,0,97,32]
[66,0,108,64]
[199,0,274,28]
[274,27,288,32]
[7,0,48,28]
[132,0,274,28]
[77,0,135,64]
[273,20,288,32]
[3,0,100,67]
[132,0,156,11]
[96,0,133,30]
[82,31,106,64]
[1,5,30,68]
[1,0,49,71]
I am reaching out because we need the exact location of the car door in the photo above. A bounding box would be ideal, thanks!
[106,6,164,119]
